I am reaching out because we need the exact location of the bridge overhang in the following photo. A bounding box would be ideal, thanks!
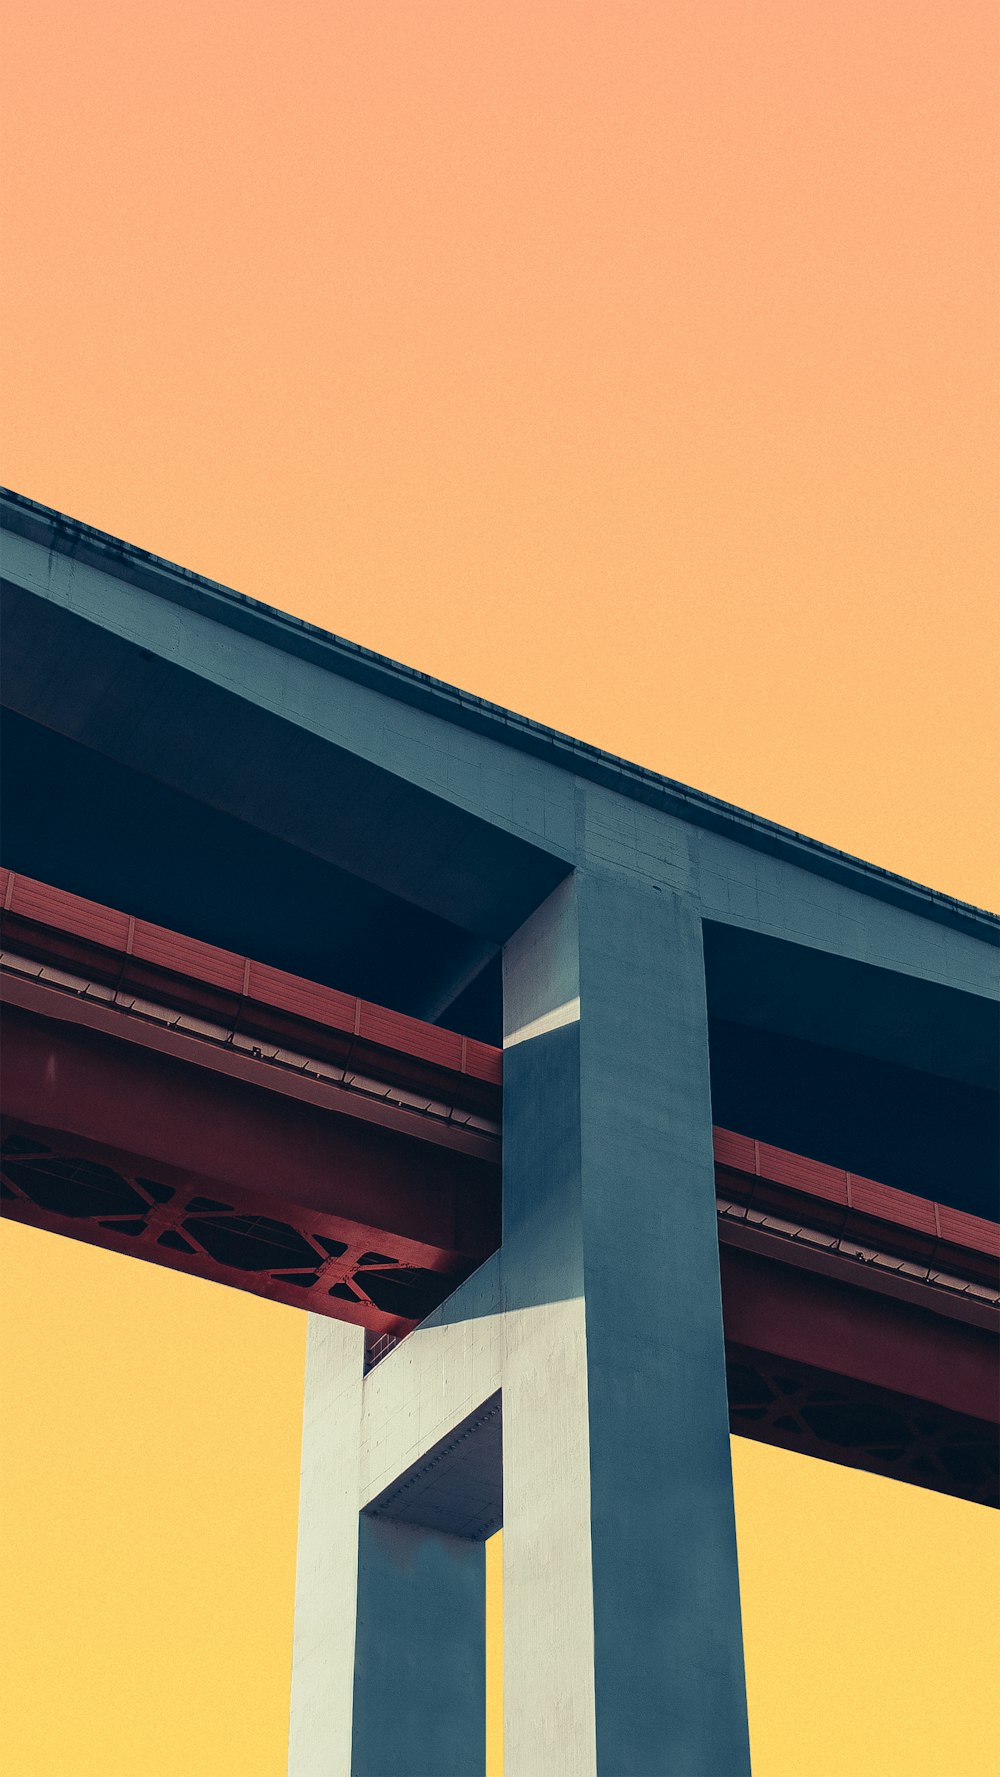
[3,489,998,1777]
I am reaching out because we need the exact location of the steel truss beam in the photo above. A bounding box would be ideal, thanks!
[2,870,996,1501]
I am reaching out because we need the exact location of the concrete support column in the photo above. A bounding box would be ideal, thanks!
[501,870,750,1777]
[288,1316,488,1777]
[288,1317,366,1777]
[351,1518,486,1777]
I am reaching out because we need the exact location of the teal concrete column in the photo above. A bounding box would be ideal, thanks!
[501,869,750,1777]
[351,1518,486,1777]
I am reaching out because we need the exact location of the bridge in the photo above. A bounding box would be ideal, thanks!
[2,487,997,1776]
[3,868,995,1505]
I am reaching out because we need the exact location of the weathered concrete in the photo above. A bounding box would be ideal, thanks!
[287,1259,503,1774]
[5,500,997,986]
[363,1394,501,1538]
[359,1255,503,1518]
[501,872,751,1777]
[4,493,996,1777]
[352,1519,486,1777]
[288,1319,365,1777]
[290,869,750,1775]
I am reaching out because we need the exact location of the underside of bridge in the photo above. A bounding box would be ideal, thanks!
[2,870,996,1505]
[3,698,996,1222]
[2,490,998,1777]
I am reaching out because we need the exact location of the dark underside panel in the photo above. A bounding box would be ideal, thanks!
[704,920,999,1221]
[1,709,499,1037]
[709,1016,998,1221]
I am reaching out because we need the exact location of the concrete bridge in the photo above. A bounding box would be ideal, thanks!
[2,487,997,1776]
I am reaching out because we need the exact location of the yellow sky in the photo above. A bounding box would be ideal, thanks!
[1,2,998,1773]
[2,1224,998,1777]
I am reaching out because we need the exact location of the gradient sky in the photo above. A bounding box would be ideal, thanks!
[1,3,998,1774]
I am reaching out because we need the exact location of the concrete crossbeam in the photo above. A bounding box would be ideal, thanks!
[359,1255,503,1516]
[289,1308,494,1777]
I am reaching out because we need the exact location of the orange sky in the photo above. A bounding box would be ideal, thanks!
[1,3,998,1774]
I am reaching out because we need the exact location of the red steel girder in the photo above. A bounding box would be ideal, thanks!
[1,1111,462,1337]
[0,867,500,1115]
[2,869,997,1500]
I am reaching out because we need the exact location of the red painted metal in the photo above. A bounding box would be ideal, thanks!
[0,868,504,1335]
[1,991,497,1246]
[715,1134,998,1504]
[713,1126,999,1277]
[724,1345,997,1505]
[2,870,997,1500]
[0,867,501,1111]
[1,973,496,1163]
[2,1114,461,1335]
[719,1241,996,1422]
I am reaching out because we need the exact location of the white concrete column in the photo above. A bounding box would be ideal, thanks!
[288,1316,366,1777]
[288,1295,492,1777]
